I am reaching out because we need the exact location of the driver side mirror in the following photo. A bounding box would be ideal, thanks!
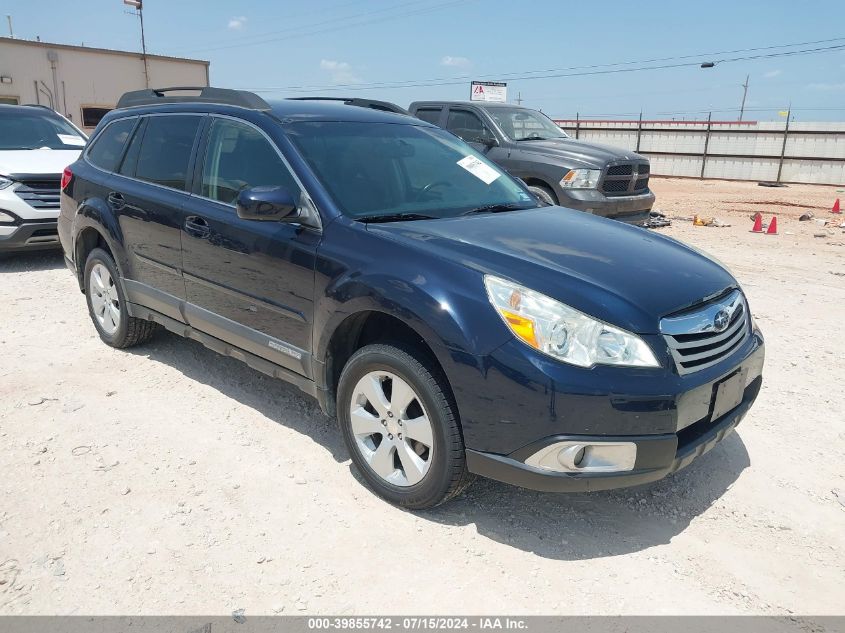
[236,186,299,222]
[474,129,499,147]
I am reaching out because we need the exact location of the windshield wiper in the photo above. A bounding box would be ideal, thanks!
[461,203,530,216]
[515,137,554,141]
[356,212,437,223]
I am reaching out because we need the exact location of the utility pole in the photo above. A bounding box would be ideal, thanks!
[124,0,149,88]
[516,92,522,105]
[739,74,749,121]
[6,14,13,38]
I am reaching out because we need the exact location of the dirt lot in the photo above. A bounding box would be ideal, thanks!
[1,177,843,616]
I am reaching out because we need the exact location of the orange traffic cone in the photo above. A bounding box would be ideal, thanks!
[833,198,841,214]
[750,212,763,233]
[766,215,778,235]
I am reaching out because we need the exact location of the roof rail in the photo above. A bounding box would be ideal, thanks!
[116,86,270,110]
[287,96,409,115]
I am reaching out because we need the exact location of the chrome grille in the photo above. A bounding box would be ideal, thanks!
[660,290,750,375]
[600,162,650,197]
[15,177,61,210]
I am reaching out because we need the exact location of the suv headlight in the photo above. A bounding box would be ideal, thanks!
[560,169,600,189]
[484,275,659,368]
[0,175,15,190]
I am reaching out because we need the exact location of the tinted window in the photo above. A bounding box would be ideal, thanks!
[446,109,488,143]
[201,118,300,205]
[415,108,442,125]
[0,108,86,151]
[87,118,136,171]
[287,121,535,219]
[118,118,146,177]
[135,115,201,191]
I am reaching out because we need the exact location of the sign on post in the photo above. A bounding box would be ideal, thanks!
[470,81,507,103]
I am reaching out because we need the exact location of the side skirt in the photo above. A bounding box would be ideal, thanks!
[127,302,331,414]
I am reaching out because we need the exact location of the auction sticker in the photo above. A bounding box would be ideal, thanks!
[57,134,86,146]
[457,156,500,185]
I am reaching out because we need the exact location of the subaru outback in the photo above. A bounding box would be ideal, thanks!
[59,87,764,509]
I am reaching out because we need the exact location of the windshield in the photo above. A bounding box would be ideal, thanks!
[0,110,87,150]
[287,121,538,220]
[487,107,568,141]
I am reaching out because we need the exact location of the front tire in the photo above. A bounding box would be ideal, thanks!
[528,184,557,206]
[84,247,157,348]
[337,343,473,509]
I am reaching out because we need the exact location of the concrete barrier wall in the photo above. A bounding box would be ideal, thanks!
[554,119,845,185]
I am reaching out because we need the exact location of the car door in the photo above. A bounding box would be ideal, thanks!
[110,114,203,316]
[179,115,320,377]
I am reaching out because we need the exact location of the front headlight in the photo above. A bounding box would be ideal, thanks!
[0,175,15,190]
[484,275,660,368]
[560,169,600,189]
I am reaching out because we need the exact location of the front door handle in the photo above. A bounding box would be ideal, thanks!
[107,192,125,209]
[184,215,211,239]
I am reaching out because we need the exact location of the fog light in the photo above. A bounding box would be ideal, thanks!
[525,441,637,473]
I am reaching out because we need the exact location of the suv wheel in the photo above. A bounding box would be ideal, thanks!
[84,247,157,348]
[528,184,557,206]
[337,343,473,509]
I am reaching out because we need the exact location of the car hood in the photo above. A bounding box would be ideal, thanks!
[367,207,737,334]
[516,138,646,168]
[0,149,83,177]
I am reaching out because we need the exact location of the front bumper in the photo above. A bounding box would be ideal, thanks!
[556,188,655,225]
[454,327,764,492]
[466,375,757,492]
[0,220,61,252]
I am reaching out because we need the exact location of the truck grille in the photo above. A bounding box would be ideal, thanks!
[600,162,650,197]
[15,177,61,210]
[660,290,750,375]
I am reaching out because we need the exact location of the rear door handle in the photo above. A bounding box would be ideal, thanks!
[107,192,125,209]
[184,215,211,239]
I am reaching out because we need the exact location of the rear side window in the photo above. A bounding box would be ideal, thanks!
[415,108,442,125]
[135,115,201,191]
[201,118,300,206]
[86,118,136,172]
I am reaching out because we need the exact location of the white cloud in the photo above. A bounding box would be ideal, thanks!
[319,59,361,84]
[763,69,781,78]
[228,16,247,30]
[806,82,845,91]
[441,55,472,69]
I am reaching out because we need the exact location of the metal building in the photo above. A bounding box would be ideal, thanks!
[0,36,209,133]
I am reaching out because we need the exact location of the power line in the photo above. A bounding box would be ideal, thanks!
[173,0,467,55]
[243,42,845,93]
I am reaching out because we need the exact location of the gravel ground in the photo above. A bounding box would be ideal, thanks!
[0,178,843,616]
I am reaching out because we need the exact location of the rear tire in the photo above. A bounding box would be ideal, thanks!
[337,343,473,509]
[528,184,557,206]
[84,247,157,348]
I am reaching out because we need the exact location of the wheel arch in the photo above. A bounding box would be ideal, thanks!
[71,199,128,291]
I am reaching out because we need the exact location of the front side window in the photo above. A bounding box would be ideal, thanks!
[287,121,536,220]
[135,115,201,191]
[86,117,136,172]
[486,107,568,141]
[0,108,86,150]
[445,109,492,144]
[201,118,300,205]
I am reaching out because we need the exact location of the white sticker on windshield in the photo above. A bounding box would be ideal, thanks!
[457,155,501,185]
[57,134,86,147]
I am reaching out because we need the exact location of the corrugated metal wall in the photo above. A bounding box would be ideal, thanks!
[554,119,845,185]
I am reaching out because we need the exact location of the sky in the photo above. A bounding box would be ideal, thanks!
[3,0,845,121]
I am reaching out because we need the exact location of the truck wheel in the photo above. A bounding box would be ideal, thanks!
[528,184,557,206]
[84,248,157,348]
[337,343,473,509]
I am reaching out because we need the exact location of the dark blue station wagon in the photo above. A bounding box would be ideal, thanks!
[58,87,764,509]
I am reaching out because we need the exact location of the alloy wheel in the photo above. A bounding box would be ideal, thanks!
[89,263,121,335]
[349,371,435,487]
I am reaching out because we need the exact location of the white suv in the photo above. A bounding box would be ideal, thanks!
[0,104,87,253]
